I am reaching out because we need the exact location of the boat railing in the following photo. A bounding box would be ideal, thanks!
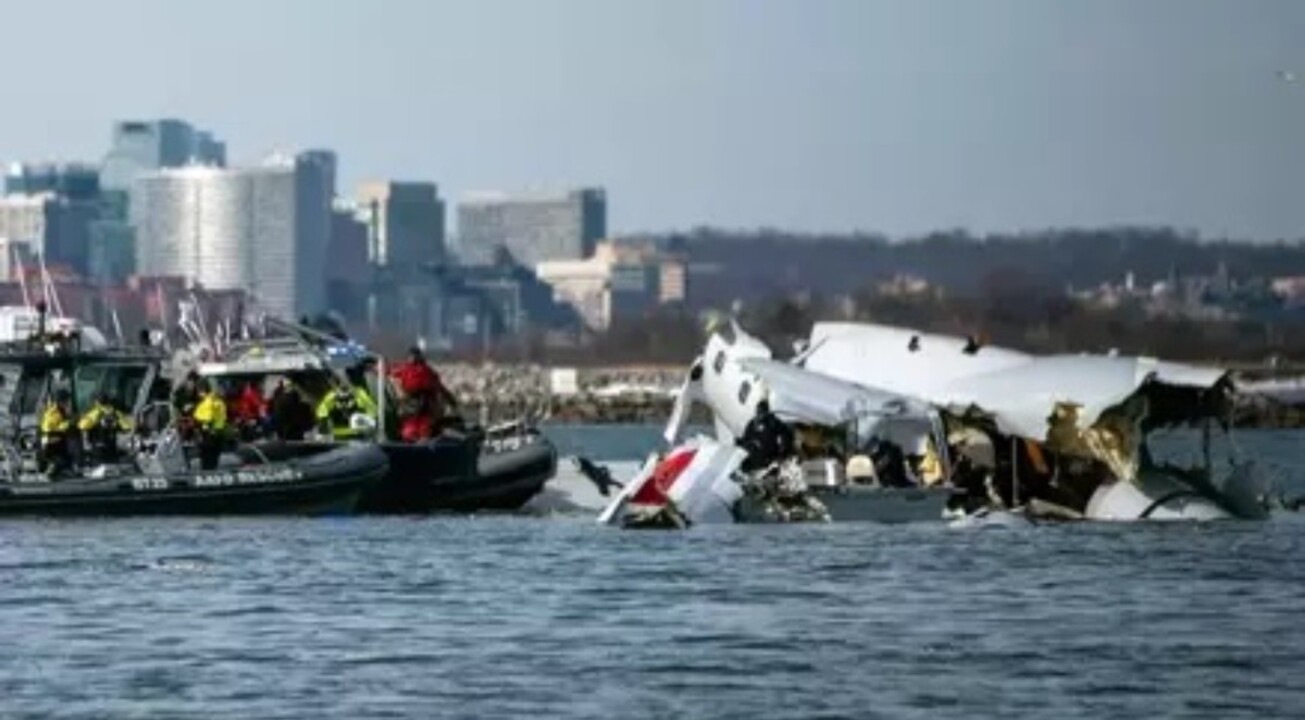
[132,401,192,475]
[0,436,26,482]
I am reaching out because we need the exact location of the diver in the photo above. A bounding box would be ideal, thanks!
[737,398,797,472]
[38,390,75,477]
[316,377,378,440]
[192,380,228,471]
[77,392,133,465]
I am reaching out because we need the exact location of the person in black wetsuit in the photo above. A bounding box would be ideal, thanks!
[268,379,315,441]
[737,399,796,472]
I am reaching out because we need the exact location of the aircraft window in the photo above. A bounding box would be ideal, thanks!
[713,350,726,374]
[739,381,751,405]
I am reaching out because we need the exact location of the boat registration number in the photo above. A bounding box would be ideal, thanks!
[131,477,169,491]
[193,468,304,488]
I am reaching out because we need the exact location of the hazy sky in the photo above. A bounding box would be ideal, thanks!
[1,0,1302,239]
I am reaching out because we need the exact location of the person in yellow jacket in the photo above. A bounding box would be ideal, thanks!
[316,381,378,440]
[192,380,228,470]
[38,389,75,476]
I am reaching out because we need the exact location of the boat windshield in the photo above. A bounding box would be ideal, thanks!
[12,370,50,417]
[73,363,151,414]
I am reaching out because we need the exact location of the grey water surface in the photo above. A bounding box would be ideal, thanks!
[0,425,1302,719]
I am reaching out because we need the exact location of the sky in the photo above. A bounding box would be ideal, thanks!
[1,0,1303,239]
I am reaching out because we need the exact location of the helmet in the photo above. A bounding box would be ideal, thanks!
[846,455,875,482]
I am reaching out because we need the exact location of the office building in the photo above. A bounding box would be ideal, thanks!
[101,119,226,192]
[535,242,658,331]
[132,152,332,319]
[0,192,95,275]
[0,238,33,281]
[455,188,605,267]
[354,181,445,269]
[5,162,100,200]
[326,200,370,320]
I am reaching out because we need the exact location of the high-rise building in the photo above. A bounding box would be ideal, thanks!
[326,200,369,321]
[100,119,226,192]
[455,188,605,268]
[353,181,445,269]
[0,238,33,281]
[5,162,100,200]
[132,153,333,318]
[97,120,225,285]
[0,192,96,275]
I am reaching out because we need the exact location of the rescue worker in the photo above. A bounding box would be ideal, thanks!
[316,379,378,440]
[229,381,267,441]
[38,389,75,477]
[870,439,912,487]
[737,398,796,472]
[390,347,458,438]
[268,379,315,441]
[77,392,133,465]
[172,370,203,440]
[910,435,945,487]
[192,380,228,470]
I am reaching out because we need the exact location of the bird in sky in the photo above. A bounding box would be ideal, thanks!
[1277,69,1297,83]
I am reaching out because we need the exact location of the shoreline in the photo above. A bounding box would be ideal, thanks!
[435,363,1305,429]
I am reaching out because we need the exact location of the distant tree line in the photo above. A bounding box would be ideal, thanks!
[426,226,1305,367]
[663,226,1305,309]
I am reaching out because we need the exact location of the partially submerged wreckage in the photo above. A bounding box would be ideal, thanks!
[597,321,1277,528]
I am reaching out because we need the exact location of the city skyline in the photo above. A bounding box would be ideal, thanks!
[0,0,1303,240]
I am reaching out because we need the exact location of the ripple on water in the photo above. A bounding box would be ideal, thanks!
[0,429,1303,718]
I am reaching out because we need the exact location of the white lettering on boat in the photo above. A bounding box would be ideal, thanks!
[131,477,169,491]
[192,467,304,488]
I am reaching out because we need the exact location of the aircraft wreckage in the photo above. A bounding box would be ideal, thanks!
[596,321,1279,528]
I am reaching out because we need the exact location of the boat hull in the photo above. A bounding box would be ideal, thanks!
[246,434,558,514]
[810,485,952,523]
[0,444,387,517]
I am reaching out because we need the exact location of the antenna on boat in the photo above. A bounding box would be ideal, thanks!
[263,314,388,441]
[187,290,211,349]
[38,253,65,318]
[156,283,173,352]
[12,244,31,308]
[111,308,124,345]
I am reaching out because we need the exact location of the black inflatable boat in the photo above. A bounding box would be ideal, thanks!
[0,444,388,517]
[244,429,557,514]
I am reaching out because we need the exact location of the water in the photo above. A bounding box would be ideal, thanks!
[0,425,1303,719]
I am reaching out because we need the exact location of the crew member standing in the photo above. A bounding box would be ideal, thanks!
[737,398,796,472]
[390,347,458,438]
[192,380,228,470]
[172,370,203,440]
[316,380,378,440]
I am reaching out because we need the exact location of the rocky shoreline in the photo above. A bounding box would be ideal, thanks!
[433,362,1305,429]
[437,363,696,425]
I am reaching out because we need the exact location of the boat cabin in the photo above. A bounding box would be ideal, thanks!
[191,336,395,440]
[0,338,167,447]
